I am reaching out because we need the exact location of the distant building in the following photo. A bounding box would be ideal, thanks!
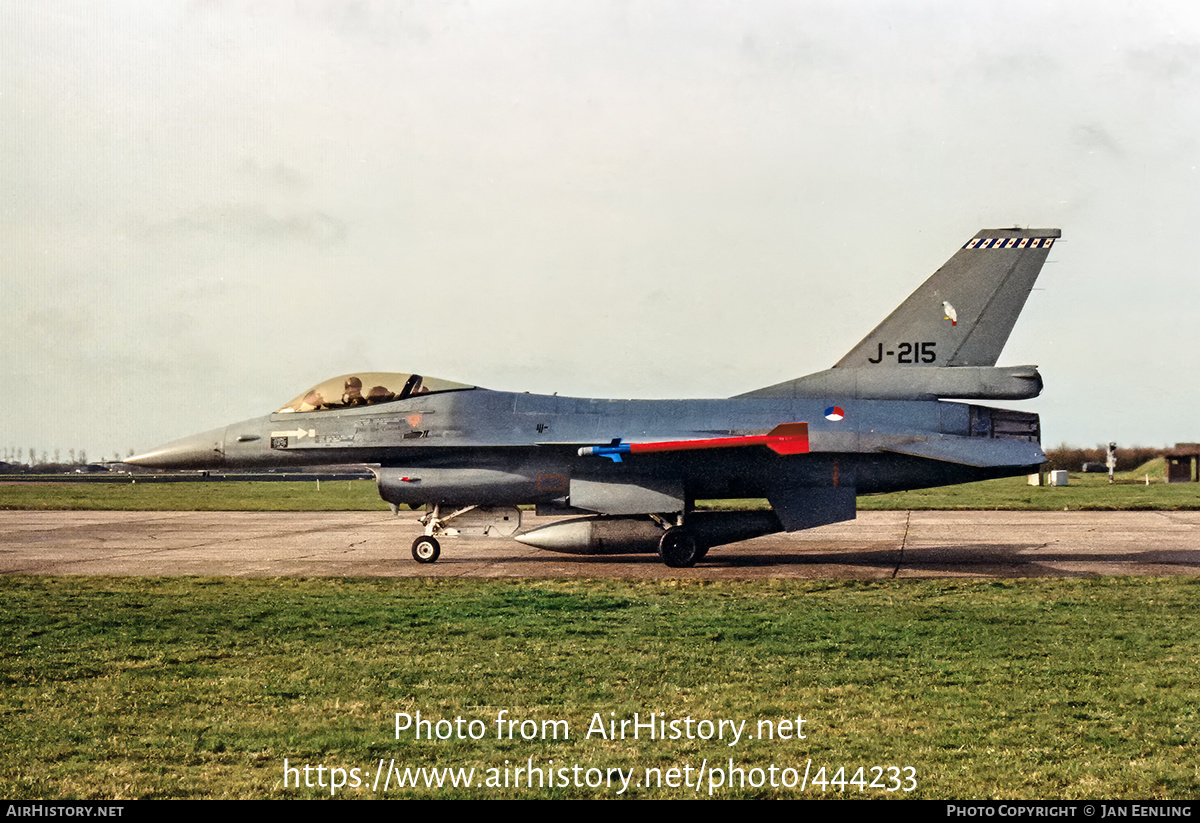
[1165,444,1200,483]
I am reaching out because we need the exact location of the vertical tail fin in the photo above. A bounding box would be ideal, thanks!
[738,228,1060,400]
[835,228,1060,369]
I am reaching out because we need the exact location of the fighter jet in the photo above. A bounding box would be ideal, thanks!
[126,228,1059,567]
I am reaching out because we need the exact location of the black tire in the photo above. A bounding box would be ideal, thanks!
[412,536,441,564]
[658,527,699,568]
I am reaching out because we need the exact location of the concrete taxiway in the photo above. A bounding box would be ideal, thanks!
[2,510,1199,579]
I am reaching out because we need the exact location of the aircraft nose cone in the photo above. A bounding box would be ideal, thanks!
[124,427,226,470]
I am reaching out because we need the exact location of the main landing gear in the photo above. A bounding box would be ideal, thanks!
[655,521,710,569]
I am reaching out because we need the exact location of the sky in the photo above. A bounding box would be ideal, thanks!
[4,1,1200,462]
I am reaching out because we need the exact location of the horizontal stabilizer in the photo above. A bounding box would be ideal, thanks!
[881,436,1045,468]
[578,423,810,462]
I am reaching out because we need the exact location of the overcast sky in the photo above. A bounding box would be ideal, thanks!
[5,1,1199,461]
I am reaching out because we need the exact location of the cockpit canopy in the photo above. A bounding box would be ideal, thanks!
[276,372,474,413]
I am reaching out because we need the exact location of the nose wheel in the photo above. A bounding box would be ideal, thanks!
[411,536,441,564]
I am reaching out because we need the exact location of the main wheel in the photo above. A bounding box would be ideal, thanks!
[658,527,699,568]
[411,536,441,564]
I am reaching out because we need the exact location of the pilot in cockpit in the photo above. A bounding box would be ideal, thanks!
[367,385,396,404]
[342,376,366,406]
[297,390,326,412]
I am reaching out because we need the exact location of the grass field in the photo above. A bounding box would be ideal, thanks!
[2,576,1198,799]
[0,477,379,511]
[858,469,1200,512]
[3,466,1197,800]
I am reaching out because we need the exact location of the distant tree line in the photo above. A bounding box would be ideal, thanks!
[4,447,86,466]
[0,447,142,474]
[1043,445,1163,473]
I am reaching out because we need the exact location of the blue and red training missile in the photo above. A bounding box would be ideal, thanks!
[578,422,810,463]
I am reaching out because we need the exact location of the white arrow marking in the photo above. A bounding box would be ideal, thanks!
[270,429,315,439]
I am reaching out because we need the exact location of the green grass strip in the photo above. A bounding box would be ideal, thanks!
[2,577,1197,798]
[2,471,1199,512]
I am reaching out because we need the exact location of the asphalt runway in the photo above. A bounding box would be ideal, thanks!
[3,509,1199,579]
